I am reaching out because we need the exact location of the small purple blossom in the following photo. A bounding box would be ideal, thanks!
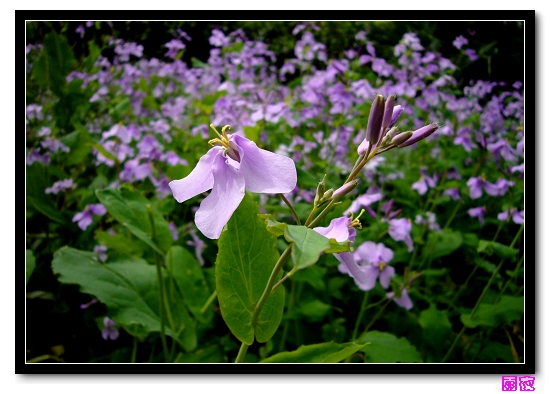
[345,186,383,214]
[465,49,478,61]
[386,288,413,310]
[352,241,396,291]
[468,206,485,225]
[411,169,438,195]
[497,208,524,225]
[388,218,414,252]
[102,317,119,340]
[45,178,75,195]
[443,188,460,201]
[72,204,107,231]
[93,245,108,262]
[453,35,468,49]
[165,39,186,59]
[80,299,98,310]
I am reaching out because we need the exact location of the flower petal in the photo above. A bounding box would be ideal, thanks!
[335,252,372,286]
[194,153,245,239]
[232,134,297,193]
[379,265,395,289]
[313,217,352,243]
[168,147,219,203]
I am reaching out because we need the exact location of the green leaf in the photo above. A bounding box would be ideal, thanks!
[51,247,188,347]
[60,128,93,166]
[216,195,284,345]
[191,57,208,68]
[283,225,350,271]
[477,240,519,260]
[261,341,368,363]
[461,295,524,328]
[167,246,213,323]
[422,229,462,261]
[31,30,75,96]
[26,249,36,284]
[418,304,452,357]
[259,213,286,237]
[288,298,331,322]
[175,345,226,363]
[95,230,144,257]
[95,185,173,254]
[222,42,245,54]
[26,195,68,225]
[108,97,132,120]
[358,331,423,363]
[291,265,326,291]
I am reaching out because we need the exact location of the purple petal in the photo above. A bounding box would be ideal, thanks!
[335,252,371,285]
[393,288,414,310]
[194,153,245,239]
[232,134,297,193]
[378,243,394,263]
[361,264,380,290]
[379,265,395,289]
[169,147,219,203]
[313,217,352,242]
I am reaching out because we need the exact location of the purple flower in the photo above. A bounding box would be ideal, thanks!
[411,169,437,195]
[388,218,414,252]
[187,227,206,266]
[468,206,485,225]
[484,179,515,197]
[102,317,119,340]
[345,186,383,214]
[80,299,98,309]
[466,177,484,199]
[497,209,524,225]
[443,188,460,201]
[386,288,413,310]
[93,245,108,262]
[165,39,186,59]
[169,125,297,239]
[415,212,441,231]
[72,204,107,231]
[168,222,178,241]
[351,241,396,291]
[465,49,478,61]
[314,215,370,285]
[45,178,74,195]
[453,35,468,49]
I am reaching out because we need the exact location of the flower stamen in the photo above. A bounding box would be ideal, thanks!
[350,209,365,229]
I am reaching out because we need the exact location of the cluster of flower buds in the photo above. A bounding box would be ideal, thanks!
[313,175,359,208]
[358,94,439,156]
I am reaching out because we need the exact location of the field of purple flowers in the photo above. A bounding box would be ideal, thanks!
[25,21,524,364]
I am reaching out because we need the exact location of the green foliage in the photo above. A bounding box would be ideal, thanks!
[358,331,423,363]
[216,195,285,345]
[51,247,196,349]
[461,296,524,328]
[96,185,173,254]
[262,341,368,363]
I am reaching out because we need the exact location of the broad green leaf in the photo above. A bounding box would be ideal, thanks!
[284,225,350,271]
[175,345,226,363]
[167,246,213,323]
[418,304,452,358]
[95,230,144,257]
[51,247,193,349]
[108,96,132,120]
[287,298,331,322]
[477,240,519,260]
[96,185,172,254]
[26,249,36,284]
[191,57,208,68]
[31,31,75,96]
[259,213,286,237]
[291,265,327,291]
[422,229,463,261]
[26,195,68,225]
[261,341,368,363]
[216,195,284,345]
[358,331,423,363]
[461,295,524,328]
[60,128,93,166]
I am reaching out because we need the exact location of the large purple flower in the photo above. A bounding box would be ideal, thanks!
[169,125,297,239]
[353,241,396,291]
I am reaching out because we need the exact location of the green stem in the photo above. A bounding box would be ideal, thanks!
[443,200,461,230]
[147,205,170,363]
[496,255,524,303]
[441,224,524,363]
[359,299,391,339]
[235,244,293,363]
[131,336,138,363]
[279,280,297,352]
[200,290,218,315]
[235,342,249,363]
[278,193,301,225]
[351,291,370,342]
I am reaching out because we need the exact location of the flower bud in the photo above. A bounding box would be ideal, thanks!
[331,180,358,200]
[389,105,404,129]
[383,126,399,143]
[398,124,439,148]
[381,94,396,132]
[391,131,413,146]
[322,189,334,200]
[366,94,386,147]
